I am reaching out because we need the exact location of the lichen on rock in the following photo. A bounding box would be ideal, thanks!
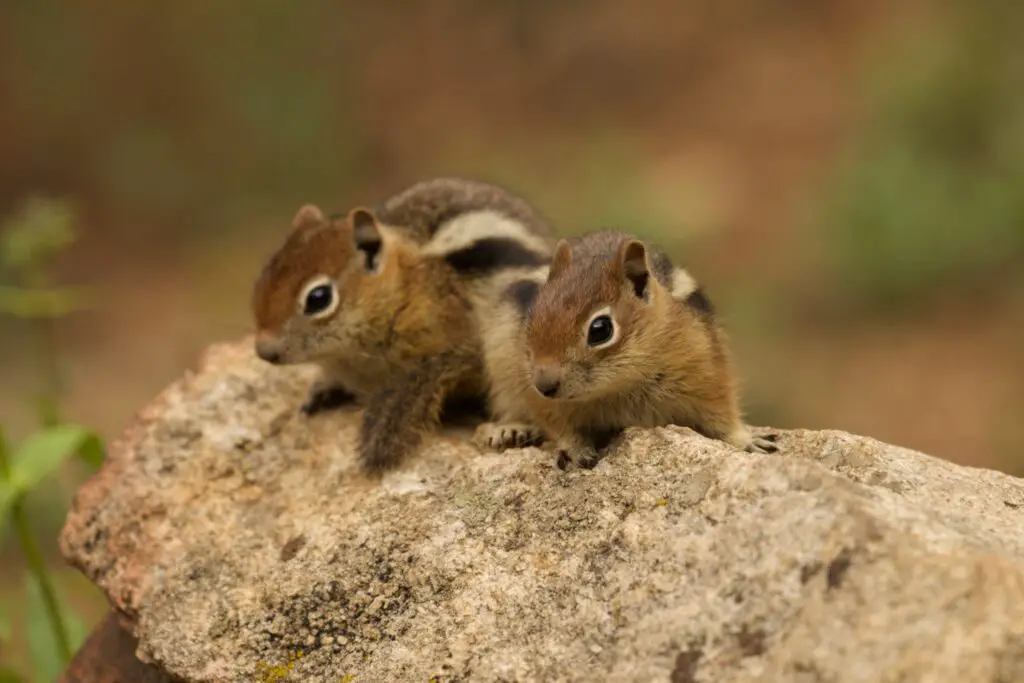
[60,337,1024,682]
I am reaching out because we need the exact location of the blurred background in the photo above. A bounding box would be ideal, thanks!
[1,0,1022,676]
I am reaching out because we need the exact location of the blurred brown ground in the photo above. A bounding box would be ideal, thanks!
[1,0,1022,677]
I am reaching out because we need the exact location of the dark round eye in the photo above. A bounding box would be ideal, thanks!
[586,314,614,346]
[303,284,334,316]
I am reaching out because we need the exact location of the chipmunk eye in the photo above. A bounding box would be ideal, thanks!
[298,277,338,319]
[304,285,332,314]
[586,314,615,347]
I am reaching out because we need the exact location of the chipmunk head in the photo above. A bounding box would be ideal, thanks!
[525,234,660,400]
[251,204,386,365]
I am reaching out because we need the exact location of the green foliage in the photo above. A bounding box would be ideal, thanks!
[0,429,15,539]
[0,490,12,539]
[0,424,103,548]
[0,668,24,683]
[0,286,92,320]
[0,197,106,682]
[0,198,93,318]
[26,575,87,683]
[2,426,102,515]
[817,0,1024,311]
[0,199,76,273]
[0,424,99,679]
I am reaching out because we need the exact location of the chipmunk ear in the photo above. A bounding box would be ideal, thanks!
[547,239,573,281]
[291,204,325,230]
[619,239,651,299]
[348,207,383,271]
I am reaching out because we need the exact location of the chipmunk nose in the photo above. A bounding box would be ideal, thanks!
[255,334,283,365]
[533,366,562,398]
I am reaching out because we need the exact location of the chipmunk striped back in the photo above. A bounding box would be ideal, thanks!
[391,177,552,281]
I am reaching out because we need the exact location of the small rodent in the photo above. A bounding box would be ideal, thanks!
[474,229,777,469]
[251,177,552,472]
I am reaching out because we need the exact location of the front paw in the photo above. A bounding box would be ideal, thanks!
[301,384,355,416]
[724,426,779,454]
[473,422,545,452]
[555,444,600,471]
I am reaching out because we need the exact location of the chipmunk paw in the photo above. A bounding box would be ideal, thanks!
[746,433,779,454]
[556,444,600,471]
[473,422,545,451]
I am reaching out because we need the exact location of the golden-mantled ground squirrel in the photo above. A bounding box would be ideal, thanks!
[474,229,777,469]
[251,177,553,471]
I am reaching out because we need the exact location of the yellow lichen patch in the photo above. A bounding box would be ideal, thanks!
[254,650,305,682]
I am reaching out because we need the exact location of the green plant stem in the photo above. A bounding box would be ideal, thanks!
[0,443,73,665]
[14,501,72,663]
[36,317,62,427]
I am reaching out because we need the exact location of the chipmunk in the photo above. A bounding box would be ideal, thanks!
[473,229,777,469]
[251,177,553,472]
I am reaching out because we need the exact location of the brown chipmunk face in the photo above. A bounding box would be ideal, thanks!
[525,237,656,401]
[250,204,385,365]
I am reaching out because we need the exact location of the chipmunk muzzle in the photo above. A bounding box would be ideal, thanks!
[533,365,562,398]
[255,332,284,365]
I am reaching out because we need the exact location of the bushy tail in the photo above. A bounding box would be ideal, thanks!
[358,352,470,472]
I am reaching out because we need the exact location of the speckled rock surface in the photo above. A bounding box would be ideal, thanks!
[60,337,1024,683]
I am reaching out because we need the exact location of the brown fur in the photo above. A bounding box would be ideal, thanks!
[251,209,357,335]
[470,266,551,452]
[359,350,481,471]
[477,229,776,468]
[252,209,474,368]
[250,177,553,471]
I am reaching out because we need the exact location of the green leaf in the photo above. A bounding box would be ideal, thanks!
[26,574,61,683]
[0,198,76,271]
[26,573,83,683]
[0,428,12,545]
[0,480,13,528]
[67,609,88,658]
[74,432,105,471]
[0,286,93,319]
[0,666,25,683]
[8,425,96,497]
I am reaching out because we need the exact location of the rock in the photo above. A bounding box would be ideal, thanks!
[57,612,174,683]
[60,337,1024,683]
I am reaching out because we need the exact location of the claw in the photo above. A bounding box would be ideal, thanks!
[746,436,779,454]
[474,422,544,452]
[555,444,601,470]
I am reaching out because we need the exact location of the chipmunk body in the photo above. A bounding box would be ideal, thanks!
[251,177,552,471]
[469,265,551,449]
[474,229,776,468]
